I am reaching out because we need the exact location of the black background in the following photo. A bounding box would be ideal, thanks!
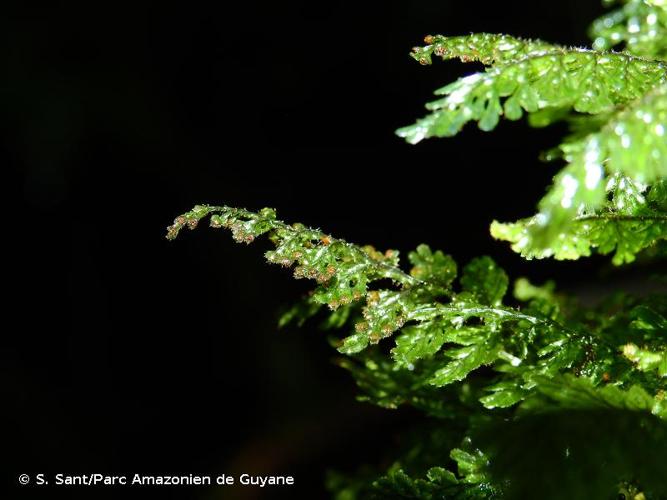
[7,1,626,499]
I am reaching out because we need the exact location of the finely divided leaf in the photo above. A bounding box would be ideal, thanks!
[460,257,509,306]
[408,244,457,290]
[398,48,667,143]
[410,33,556,67]
[430,341,501,387]
[590,0,667,58]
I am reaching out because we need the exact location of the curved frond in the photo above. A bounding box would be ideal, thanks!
[562,82,667,184]
[168,205,667,497]
[491,84,667,263]
[167,206,666,396]
[398,34,667,263]
[410,33,556,67]
[397,47,666,143]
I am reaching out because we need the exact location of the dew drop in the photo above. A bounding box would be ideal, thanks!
[560,174,578,209]
[585,162,602,190]
[516,236,529,249]
[535,213,549,226]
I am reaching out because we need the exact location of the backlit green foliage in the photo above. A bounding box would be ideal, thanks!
[168,204,666,498]
[591,0,667,58]
[399,22,667,264]
[168,2,667,498]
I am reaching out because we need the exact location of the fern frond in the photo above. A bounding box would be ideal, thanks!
[591,0,667,59]
[167,206,666,403]
[335,354,463,418]
[622,342,667,376]
[168,2,667,495]
[478,377,667,498]
[168,205,666,497]
[491,178,667,264]
[410,33,556,67]
[331,426,497,500]
[397,45,667,143]
[521,373,663,415]
[399,33,667,263]
[564,82,667,183]
[371,458,495,500]
[166,204,417,299]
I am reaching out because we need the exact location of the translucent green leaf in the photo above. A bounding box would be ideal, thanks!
[538,339,584,376]
[491,209,667,265]
[521,374,659,415]
[278,297,322,328]
[502,95,523,120]
[401,34,667,266]
[408,244,457,289]
[491,85,667,264]
[397,48,667,143]
[527,106,570,127]
[392,325,487,368]
[479,381,527,409]
[370,465,492,500]
[339,332,370,354]
[630,304,667,331]
[513,278,556,302]
[410,33,556,67]
[623,343,667,377]
[391,325,448,369]
[450,447,489,484]
[590,0,667,58]
[562,83,667,185]
[426,467,458,485]
[167,205,419,312]
[430,341,501,387]
[460,257,508,306]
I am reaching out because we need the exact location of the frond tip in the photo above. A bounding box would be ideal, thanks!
[410,33,556,67]
[166,204,418,310]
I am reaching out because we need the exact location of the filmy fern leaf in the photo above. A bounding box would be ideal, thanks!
[590,0,667,58]
[168,202,666,496]
[409,33,557,67]
[398,30,667,264]
[397,46,666,143]
[167,205,665,403]
[169,2,667,498]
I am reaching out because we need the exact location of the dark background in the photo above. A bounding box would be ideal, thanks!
[6,1,630,498]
